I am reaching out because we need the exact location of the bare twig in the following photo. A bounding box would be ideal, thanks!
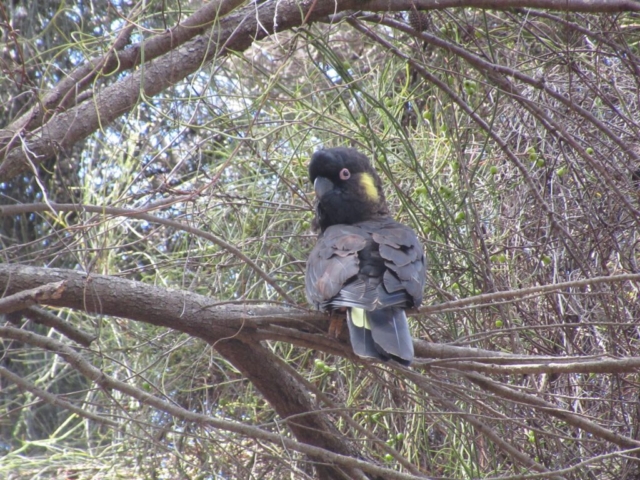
[0,202,295,304]
[465,371,640,449]
[403,368,564,479]
[0,325,431,480]
[0,366,118,428]
[22,306,96,347]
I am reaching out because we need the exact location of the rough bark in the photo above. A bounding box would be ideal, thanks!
[1,0,639,180]
[4,262,640,476]
[3,263,640,374]
[0,263,375,478]
[215,339,370,480]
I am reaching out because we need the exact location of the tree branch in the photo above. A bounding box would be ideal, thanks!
[439,356,640,375]
[1,0,246,141]
[0,326,430,480]
[0,365,119,428]
[1,0,638,179]
[0,281,66,313]
[0,262,303,343]
[21,306,97,347]
[3,263,640,374]
[0,202,296,303]
[465,371,640,449]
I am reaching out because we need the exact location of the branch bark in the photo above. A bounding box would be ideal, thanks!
[2,262,640,374]
[0,263,303,342]
[0,281,66,313]
[19,306,96,347]
[465,371,640,449]
[1,0,639,179]
[0,325,429,480]
[0,263,389,479]
[1,0,246,140]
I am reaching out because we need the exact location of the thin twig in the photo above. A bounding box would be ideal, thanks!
[0,202,295,304]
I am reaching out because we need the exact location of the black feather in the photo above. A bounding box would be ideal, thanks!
[305,148,426,365]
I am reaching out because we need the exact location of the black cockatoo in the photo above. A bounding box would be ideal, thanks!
[305,147,426,365]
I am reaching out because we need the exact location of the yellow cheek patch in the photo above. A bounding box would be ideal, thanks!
[359,173,380,202]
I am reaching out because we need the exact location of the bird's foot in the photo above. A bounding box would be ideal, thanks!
[328,314,345,338]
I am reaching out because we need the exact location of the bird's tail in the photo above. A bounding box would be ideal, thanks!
[347,307,414,366]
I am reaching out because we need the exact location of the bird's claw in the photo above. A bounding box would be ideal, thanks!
[328,315,344,338]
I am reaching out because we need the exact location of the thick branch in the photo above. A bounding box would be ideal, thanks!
[1,0,246,140]
[0,262,304,344]
[0,202,295,303]
[0,281,66,313]
[1,0,639,179]
[214,338,373,480]
[3,263,640,374]
[0,326,429,480]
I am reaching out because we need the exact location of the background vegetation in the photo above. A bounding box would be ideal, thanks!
[2,0,640,478]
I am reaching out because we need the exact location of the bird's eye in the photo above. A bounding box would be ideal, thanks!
[339,168,351,180]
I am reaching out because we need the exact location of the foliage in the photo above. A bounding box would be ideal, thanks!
[2,1,640,479]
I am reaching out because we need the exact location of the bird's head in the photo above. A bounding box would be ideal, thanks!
[309,148,389,231]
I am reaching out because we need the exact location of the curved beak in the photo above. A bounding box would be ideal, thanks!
[313,176,334,198]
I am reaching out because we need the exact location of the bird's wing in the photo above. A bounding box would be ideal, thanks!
[367,219,426,307]
[305,225,367,308]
